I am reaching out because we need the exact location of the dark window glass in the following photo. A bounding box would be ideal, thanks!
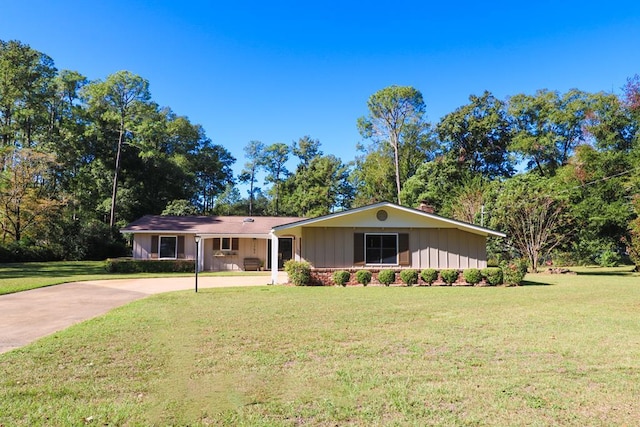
[221,237,231,250]
[365,234,397,264]
[159,236,177,258]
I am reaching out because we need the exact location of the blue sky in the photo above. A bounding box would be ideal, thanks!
[2,1,640,181]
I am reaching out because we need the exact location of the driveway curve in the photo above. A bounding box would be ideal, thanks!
[0,274,285,354]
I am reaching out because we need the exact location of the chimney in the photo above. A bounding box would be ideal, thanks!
[418,201,435,214]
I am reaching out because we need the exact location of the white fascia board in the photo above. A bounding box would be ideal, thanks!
[197,233,272,239]
[120,229,194,234]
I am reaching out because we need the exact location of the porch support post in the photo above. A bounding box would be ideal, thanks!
[197,237,204,272]
[270,231,280,284]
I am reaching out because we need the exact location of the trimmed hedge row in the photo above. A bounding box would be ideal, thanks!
[105,258,195,273]
[292,265,519,287]
[0,243,65,263]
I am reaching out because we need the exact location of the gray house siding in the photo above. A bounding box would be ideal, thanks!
[302,228,354,269]
[301,227,487,270]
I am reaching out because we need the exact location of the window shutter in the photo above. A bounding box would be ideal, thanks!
[398,233,410,266]
[150,235,159,259]
[213,238,220,250]
[177,236,185,259]
[232,238,239,251]
[353,233,364,266]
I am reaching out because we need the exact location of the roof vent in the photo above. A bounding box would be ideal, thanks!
[243,218,255,222]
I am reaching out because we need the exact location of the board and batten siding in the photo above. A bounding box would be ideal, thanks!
[302,228,353,269]
[301,227,486,269]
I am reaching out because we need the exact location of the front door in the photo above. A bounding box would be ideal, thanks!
[267,238,294,269]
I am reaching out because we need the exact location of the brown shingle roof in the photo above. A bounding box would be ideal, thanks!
[121,215,305,235]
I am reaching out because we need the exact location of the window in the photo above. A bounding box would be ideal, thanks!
[213,237,239,251]
[354,233,409,266]
[159,236,177,259]
[221,237,231,250]
[365,233,398,264]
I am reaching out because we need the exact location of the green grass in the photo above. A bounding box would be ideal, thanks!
[0,261,271,295]
[1,268,640,425]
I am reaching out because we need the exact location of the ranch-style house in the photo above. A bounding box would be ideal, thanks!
[120,202,505,284]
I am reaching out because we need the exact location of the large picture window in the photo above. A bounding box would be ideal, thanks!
[365,233,398,264]
[159,236,177,259]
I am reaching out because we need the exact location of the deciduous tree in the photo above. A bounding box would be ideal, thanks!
[0,148,62,242]
[358,85,428,204]
[437,91,514,179]
[508,89,589,176]
[492,174,572,272]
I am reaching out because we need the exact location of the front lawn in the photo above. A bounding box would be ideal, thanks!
[1,268,639,425]
[0,261,270,295]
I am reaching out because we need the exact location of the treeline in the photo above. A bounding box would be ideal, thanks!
[0,40,234,260]
[1,39,639,269]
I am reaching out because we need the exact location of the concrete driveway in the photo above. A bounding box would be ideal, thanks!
[0,274,285,354]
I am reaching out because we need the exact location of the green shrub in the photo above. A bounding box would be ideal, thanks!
[399,269,419,286]
[377,269,395,286]
[440,269,459,285]
[551,251,577,267]
[355,270,372,286]
[332,270,351,286]
[105,258,195,273]
[420,268,438,285]
[501,260,526,286]
[597,250,621,267]
[463,268,482,285]
[284,260,311,286]
[0,241,65,263]
[481,267,503,286]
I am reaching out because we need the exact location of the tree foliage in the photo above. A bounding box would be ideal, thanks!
[508,89,590,176]
[238,140,265,216]
[358,85,429,204]
[437,91,514,179]
[2,38,640,269]
[492,174,572,272]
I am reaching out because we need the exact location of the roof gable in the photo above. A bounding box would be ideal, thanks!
[273,202,505,237]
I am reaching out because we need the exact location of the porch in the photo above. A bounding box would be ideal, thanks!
[195,235,295,273]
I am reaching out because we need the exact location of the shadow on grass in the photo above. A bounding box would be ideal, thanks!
[519,279,552,286]
[575,271,637,277]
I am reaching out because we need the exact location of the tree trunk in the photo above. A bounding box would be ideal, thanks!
[249,169,255,216]
[392,136,401,205]
[109,117,125,227]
